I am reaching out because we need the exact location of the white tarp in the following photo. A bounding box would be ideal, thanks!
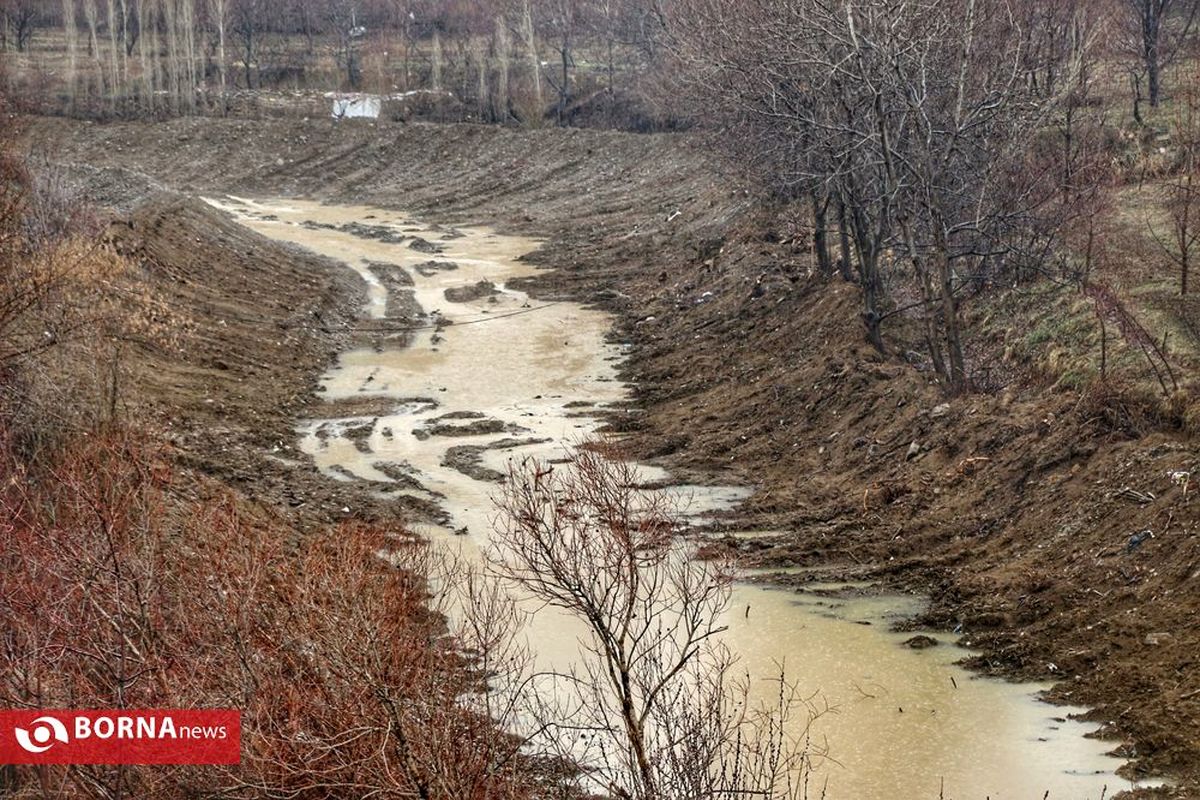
[330,94,381,119]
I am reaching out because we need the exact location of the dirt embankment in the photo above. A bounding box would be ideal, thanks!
[35,116,1199,795]
[99,194,425,528]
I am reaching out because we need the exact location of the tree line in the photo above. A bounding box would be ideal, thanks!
[660,0,1198,393]
[2,0,1196,390]
[2,0,670,127]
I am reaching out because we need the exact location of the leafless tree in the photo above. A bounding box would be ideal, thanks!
[61,0,79,111]
[494,15,511,121]
[533,0,584,125]
[104,0,120,110]
[2,0,41,52]
[230,0,266,88]
[209,0,229,110]
[492,447,818,800]
[521,0,543,123]
[1117,0,1200,121]
[326,0,363,88]
[138,0,156,110]
[1150,60,1200,294]
[82,0,101,101]
[662,0,1095,393]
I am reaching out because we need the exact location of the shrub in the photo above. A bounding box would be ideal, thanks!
[0,425,538,799]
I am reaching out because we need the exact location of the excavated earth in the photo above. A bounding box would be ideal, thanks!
[31,115,1200,796]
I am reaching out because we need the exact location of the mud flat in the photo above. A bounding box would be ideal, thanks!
[212,196,1155,800]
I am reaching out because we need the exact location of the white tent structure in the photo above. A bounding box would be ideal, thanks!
[329,93,381,119]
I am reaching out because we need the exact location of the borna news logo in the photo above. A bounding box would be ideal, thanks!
[0,709,240,765]
[13,715,69,754]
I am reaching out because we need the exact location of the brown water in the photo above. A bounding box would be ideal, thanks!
[211,196,1156,800]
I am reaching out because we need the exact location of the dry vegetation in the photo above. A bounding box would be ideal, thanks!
[0,102,543,799]
[0,107,813,796]
[493,448,819,800]
[3,0,1200,797]
[0,426,550,798]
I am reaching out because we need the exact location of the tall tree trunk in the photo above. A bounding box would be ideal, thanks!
[138,0,154,111]
[836,196,854,281]
[847,202,885,351]
[523,0,542,123]
[932,222,966,392]
[211,0,226,113]
[188,0,198,110]
[1148,53,1161,107]
[810,188,832,276]
[241,28,253,90]
[1183,244,1191,295]
[606,35,614,119]
[431,30,442,91]
[162,0,179,114]
[119,0,128,86]
[83,0,101,103]
[494,17,510,123]
[62,0,79,113]
[1143,4,1162,108]
[859,247,885,352]
[106,0,120,111]
[900,213,949,383]
[556,34,570,126]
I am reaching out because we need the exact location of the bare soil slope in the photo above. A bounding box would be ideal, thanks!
[35,116,1200,794]
[102,193,414,527]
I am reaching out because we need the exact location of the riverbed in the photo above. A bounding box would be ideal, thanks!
[211,195,1150,800]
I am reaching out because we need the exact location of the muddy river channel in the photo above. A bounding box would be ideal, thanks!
[212,196,1155,800]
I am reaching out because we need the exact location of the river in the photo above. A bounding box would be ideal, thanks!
[210,195,1153,800]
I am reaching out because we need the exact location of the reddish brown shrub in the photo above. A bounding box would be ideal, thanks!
[0,426,538,799]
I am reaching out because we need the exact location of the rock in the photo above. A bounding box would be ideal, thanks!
[408,236,445,254]
[903,635,939,649]
[593,288,631,302]
[905,441,922,460]
[339,222,407,244]
[931,402,951,418]
[1143,632,1173,646]
[364,260,414,286]
[414,260,459,277]
[1126,530,1152,553]
[444,280,498,303]
[372,460,425,486]
[442,445,506,483]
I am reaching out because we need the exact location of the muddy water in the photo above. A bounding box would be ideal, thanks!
[213,197,1148,800]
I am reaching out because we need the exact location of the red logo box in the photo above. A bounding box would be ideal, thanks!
[0,709,240,764]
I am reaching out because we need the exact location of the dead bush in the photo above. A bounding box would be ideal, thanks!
[1073,376,1172,437]
[0,425,539,799]
[492,445,820,800]
[0,145,173,459]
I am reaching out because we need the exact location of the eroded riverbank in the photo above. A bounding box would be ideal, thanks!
[36,114,1200,790]
[205,195,1157,800]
